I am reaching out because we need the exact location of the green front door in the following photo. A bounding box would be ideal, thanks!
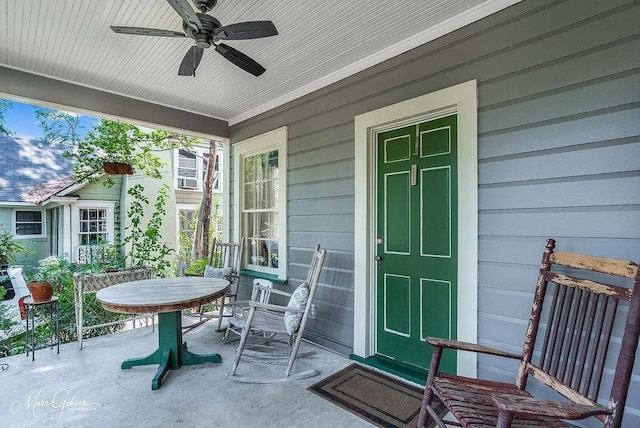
[376,114,457,373]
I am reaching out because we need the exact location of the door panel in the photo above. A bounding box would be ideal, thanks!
[384,274,411,336]
[376,115,457,372]
[420,167,450,257]
[385,172,411,254]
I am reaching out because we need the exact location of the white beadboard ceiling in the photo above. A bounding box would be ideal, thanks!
[0,0,519,126]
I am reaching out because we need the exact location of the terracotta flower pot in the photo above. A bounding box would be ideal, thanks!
[103,161,134,175]
[27,281,54,303]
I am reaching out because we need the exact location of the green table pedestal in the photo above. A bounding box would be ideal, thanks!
[121,311,221,390]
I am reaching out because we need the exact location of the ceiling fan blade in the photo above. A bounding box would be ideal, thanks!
[215,43,266,76]
[166,0,202,31]
[110,26,187,38]
[178,46,205,76]
[213,21,278,40]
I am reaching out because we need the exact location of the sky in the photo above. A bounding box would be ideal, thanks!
[1,97,97,140]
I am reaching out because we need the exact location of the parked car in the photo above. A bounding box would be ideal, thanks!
[1,266,30,339]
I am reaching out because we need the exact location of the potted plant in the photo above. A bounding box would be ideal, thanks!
[27,271,53,303]
[28,256,73,302]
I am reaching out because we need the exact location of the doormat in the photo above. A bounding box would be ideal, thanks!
[308,363,446,428]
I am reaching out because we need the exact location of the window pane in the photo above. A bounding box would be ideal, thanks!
[178,167,197,178]
[16,223,42,235]
[244,157,254,182]
[241,148,280,271]
[16,211,41,222]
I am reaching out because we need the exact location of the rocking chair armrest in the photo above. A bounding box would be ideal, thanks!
[425,337,521,359]
[252,284,292,298]
[249,301,302,313]
[491,393,611,419]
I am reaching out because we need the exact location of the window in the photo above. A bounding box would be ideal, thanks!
[233,127,287,279]
[78,208,108,245]
[177,150,198,189]
[72,202,115,263]
[13,210,45,238]
[177,144,223,192]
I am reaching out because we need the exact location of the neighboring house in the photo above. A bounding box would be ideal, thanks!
[174,142,224,247]
[0,137,222,268]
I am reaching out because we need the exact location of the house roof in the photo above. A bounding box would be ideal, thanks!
[0,136,75,204]
[0,0,519,125]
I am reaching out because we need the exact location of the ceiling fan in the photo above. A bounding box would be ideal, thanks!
[111,0,277,76]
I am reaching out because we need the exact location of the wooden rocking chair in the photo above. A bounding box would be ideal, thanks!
[418,238,640,428]
[229,244,326,383]
[223,278,273,341]
[201,238,244,331]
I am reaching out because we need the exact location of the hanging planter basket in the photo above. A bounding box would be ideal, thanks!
[103,161,134,175]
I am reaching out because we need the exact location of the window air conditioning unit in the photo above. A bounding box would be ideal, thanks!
[178,178,199,189]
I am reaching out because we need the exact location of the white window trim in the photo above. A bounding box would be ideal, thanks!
[233,127,288,280]
[353,80,478,378]
[71,201,116,262]
[12,208,46,239]
[175,144,223,193]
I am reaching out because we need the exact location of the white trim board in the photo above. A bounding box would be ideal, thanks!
[353,79,478,378]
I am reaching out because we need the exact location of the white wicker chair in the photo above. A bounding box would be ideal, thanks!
[73,268,154,349]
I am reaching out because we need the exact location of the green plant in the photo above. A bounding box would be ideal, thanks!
[65,119,197,185]
[0,256,132,357]
[184,258,209,276]
[0,230,29,264]
[29,256,74,292]
[124,184,174,276]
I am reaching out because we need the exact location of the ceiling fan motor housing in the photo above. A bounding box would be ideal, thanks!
[183,13,222,48]
[194,0,217,13]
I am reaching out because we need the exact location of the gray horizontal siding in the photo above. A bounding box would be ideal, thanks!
[230,1,640,423]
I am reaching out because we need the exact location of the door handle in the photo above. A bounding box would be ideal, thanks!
[375,255,383,270]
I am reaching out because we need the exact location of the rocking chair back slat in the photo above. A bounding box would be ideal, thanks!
[562,288,586,383]
[521,240,640,424]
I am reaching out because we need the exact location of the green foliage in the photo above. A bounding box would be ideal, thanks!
[184,258,208,276]
[177,196,222,273]
[0,99,13,136]
[0,256,132,357]
[124,184,174,276]
[66,119,197,184]
[34,107,86,146]
[0,229,30,263]
[29,256,74,292]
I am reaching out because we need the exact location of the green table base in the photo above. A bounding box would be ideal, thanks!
[121,311,222,390]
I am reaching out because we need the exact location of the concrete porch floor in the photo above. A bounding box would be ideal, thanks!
[0,320,373,427]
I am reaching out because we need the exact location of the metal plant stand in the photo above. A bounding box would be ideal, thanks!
[25,296,60,361]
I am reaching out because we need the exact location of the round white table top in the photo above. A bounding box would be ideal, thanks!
[96,277,229,314]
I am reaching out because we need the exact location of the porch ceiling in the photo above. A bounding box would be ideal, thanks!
[0,0,519,126]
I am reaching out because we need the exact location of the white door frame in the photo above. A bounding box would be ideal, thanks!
[353,80,478,377]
